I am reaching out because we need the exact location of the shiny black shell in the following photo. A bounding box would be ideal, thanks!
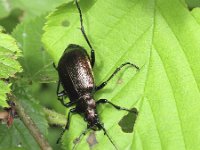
[57,44,95,101]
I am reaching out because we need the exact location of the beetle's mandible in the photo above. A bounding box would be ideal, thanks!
[54,0,140,149]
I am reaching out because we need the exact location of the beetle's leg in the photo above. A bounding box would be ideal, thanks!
[75,0,95,67]
[96,99,138,114]
[95,62,139,91]
[57,108,76,144]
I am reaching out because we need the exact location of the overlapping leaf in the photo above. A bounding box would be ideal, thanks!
[43,0,200,150]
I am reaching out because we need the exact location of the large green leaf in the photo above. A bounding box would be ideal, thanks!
[43,0,200,149]
[0,29,22,107]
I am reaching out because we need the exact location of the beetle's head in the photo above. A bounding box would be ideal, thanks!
[85,109,101,130]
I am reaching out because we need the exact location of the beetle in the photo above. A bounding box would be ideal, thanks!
[55,0,139,149]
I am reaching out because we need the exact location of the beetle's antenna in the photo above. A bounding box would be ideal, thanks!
[74,0,95,67]
[99,123,118,150]
[72,127,90,150]
[74,0,93,50]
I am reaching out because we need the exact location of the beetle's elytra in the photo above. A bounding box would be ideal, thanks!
[55,0,139,149]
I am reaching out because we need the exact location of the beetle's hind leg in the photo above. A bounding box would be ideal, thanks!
[96,99,138,115]
[57,108,77,144]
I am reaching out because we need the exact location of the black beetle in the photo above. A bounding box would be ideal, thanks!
[54,0,139,149]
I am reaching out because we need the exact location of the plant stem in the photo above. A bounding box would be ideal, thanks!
[8,94,52,150]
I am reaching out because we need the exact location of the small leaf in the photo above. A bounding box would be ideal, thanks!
[0,29,22,107]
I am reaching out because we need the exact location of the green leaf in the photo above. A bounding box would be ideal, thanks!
[0,29,22,107]
[43,0,200,150]
[12,15,57,83]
